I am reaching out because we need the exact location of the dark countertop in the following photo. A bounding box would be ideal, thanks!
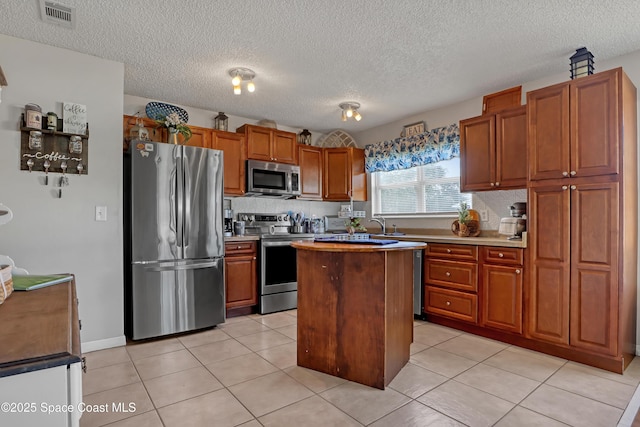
[0,279,81,378]
[225,235,260,242]
[291,240,426,252]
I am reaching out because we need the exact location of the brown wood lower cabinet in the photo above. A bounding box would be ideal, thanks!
[481,247,523,334]
[424,243,478,324]
[224,241,257,316]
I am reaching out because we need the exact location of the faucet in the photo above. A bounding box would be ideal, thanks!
[369,217,386,234]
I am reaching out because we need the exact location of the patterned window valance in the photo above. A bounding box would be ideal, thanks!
[364,123,460,173]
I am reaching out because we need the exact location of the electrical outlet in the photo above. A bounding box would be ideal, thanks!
[479,210,488,222]
[95,206,107,221]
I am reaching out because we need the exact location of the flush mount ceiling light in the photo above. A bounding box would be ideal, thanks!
[228,67,256,95]
[339,102,362,122]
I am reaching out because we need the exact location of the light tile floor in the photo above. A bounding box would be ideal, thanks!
[80,311,640,427]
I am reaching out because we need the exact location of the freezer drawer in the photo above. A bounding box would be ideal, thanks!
[127,259,225,340]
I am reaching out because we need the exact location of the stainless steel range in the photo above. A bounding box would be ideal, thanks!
[237,213,314,314]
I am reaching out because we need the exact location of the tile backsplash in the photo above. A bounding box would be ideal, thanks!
[227,197,342,219]
[472,189,528,230]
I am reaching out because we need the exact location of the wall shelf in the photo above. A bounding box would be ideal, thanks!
[19,114,89,175]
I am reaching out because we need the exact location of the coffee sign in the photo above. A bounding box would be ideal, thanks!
[62,102,87,135]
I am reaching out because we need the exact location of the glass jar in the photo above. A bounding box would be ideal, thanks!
[46,112,58,131]
[69,135,83,154]
[28,131,42,150]
[25,104,42,129]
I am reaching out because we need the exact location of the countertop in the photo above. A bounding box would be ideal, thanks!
[292,240,426,252]
[0,278,82,378]
[381,231,527,248]
[225,235,260,242]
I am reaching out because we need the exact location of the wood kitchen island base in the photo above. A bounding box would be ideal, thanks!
[292,241,425,389]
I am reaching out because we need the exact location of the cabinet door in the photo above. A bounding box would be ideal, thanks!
[527,83,570,181]
[495,106,527,189]
[246,126,272,161]
[527,182,570,344]
[273,131,298,164]
[570,180,619,355]
[225,254,257,309]
[323,148,351,200]
[570,70,620,178]
[298,145,323,200]
[180,125,211,148]
[460,115,495,191]
[213,131,246,196]
[482,264,523,334]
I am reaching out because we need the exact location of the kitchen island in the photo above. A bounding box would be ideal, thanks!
[291,240,426,389]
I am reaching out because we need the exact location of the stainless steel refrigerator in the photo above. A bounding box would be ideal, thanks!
[124,141,225,340]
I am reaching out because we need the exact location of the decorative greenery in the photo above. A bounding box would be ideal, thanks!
[155,112,192,141]
[345,217,367,232]
[457,202,471,225]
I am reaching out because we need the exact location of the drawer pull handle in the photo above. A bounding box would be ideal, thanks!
[446,249,452,253]
[562,171,569,177]
[498,253,504,258]
[237,246,242,249]
[446,301,451,306]
[445,272,451,277]
[516,269,521,274]
[562,185,568,190]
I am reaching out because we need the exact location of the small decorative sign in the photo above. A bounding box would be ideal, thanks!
[402,121,427,137]
[62,102,87,135]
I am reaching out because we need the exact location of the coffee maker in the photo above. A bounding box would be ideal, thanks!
[499,202,526,240]
[224,209,234,237]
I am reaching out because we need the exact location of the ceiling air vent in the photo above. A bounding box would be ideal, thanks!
[39,1,76,29]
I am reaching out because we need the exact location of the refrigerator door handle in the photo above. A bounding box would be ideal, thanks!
[184,154,191,249]
[176,148,184,249]
[145,260,220,272]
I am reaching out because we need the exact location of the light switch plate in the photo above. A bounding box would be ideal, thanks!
[479,210,488,221]
[95,206,107,221]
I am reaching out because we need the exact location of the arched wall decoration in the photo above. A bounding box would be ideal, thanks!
[315,130,358,148]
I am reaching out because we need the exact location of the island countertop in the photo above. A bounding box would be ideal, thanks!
[291,240,426,252]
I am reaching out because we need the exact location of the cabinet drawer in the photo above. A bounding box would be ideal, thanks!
[426,244,477,261]
[425,286,477,323]
[482,247,523,265]
[425,259,477,292]
[225,241,257,255]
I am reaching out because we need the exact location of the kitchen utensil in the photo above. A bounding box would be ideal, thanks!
[234,221,245,236]
[26,158,34,172]
[43,160,50,185]
[510,202,526,217]
[292,225,306,234]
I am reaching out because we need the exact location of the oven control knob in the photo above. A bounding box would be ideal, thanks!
[278,215,284,221]
[283,214,289,222]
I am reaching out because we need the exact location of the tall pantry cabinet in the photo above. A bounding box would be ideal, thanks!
[526,68,637,372]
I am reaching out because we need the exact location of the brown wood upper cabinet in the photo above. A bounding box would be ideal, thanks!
[528,68,621,181]
[298,145,323,200]
[212,130,246,196]
[237,124,298,165]
[323,147,367,201]
[460,105,527,192]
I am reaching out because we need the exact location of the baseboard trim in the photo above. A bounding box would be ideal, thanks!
[81,336,126,353]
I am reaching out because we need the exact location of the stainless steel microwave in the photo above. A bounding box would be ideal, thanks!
[246,160,301,198]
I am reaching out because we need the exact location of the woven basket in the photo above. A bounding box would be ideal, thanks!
[0,265,13,305]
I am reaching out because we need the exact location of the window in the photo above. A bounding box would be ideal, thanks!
[371,158,471,216]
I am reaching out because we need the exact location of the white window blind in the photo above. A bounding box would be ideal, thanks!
[371,158,471,216]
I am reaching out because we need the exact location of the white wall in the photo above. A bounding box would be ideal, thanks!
[0,35,125,350]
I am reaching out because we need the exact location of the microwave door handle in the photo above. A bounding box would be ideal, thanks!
[287,173,292,193]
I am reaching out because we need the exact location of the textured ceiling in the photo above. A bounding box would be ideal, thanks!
[1,1,640,133]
